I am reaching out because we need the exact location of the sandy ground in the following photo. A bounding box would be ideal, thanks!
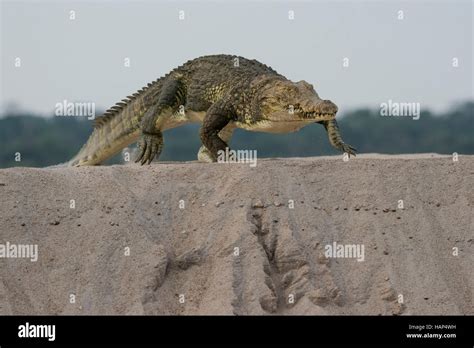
[0,154,472,315]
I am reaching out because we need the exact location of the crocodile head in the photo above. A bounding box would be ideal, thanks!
[254,76,338,123]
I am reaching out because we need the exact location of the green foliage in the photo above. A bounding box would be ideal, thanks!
[0,102,472,168]
[0,116,93,167]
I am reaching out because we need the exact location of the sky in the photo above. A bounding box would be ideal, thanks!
[1,0,472,116]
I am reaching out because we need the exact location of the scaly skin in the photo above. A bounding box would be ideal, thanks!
[68,54,356,166]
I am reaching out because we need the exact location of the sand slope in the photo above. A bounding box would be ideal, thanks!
[0,154,472,315]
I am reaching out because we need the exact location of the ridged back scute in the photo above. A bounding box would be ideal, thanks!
[93,77,162,129]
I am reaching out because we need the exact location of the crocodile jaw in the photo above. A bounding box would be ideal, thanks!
[263,108,336,123]
[236,118,316,133]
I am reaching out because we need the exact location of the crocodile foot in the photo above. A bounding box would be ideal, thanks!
[135,132,163,165]
[197,145,216,163]
[340,143,357,157]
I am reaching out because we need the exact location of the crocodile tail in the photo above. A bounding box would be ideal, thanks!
[65,76,167,166]
[68,111,141,166]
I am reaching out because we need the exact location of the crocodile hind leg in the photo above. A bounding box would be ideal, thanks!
[135,128,164,165]
[198,123,235,162]
[135,76,185,165]
[319,119,357,157]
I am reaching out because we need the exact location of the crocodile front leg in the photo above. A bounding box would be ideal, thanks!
[198,123,235,162]
[320,119,357,157]
[199,101,233,161]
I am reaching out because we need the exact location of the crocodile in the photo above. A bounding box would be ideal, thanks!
[68,54,356,166]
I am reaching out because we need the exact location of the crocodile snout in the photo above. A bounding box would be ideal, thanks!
[318,100,338,115]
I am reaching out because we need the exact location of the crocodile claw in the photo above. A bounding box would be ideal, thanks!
[135,132,163,165]
[341,143,357,158]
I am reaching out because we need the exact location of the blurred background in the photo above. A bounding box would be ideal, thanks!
[1,0,472,167]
